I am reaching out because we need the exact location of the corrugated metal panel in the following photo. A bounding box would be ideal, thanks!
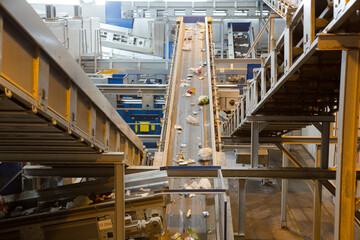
[128,143,134,164]
[120,134,126,151]
[95,109,106,145]
[76,91,91,136]
[48,65,69,120]
[1,16,35,97]
[109,124,117,152]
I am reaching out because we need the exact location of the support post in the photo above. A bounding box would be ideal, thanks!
[313,145,322,240]
[236,179,246,238]
[280,146,288,228]
[321,122,330,169]
[268,15,274,52]
[251,122,259,168]
[334,50,360,240]
[220,20,224,58]
[114,163,125,240]
[165,21,169,67]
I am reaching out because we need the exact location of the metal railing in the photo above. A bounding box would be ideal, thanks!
[158,20,182,152]
[207,20,222,152]
[223,0,355,136]
[262,0,298,19]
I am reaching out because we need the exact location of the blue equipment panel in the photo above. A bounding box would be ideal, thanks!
[105,2,134,28]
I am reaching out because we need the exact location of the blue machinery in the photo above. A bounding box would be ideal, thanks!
[96,78,166,149]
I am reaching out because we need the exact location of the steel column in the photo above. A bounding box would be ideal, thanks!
[321,122,330,169]
[114,163,125,240]
[334,50,360,240]
[280,146,288,228]
[251,122,259,168]
[268,15,274,52]
[165,21,169,66]
[313,145,322,240]
[220,21,224,58]
[237,179,246,238]
[303,0,315,52]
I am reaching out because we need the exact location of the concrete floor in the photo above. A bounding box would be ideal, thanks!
[227,145,360,239]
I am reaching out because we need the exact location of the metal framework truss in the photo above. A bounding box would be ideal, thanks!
[0,0,143,165]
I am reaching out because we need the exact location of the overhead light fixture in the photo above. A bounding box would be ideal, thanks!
[27,0,80,5]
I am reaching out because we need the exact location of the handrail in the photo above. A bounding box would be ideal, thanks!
[245,14,280,58]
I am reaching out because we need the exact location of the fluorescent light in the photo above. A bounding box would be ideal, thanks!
[95,0,105,4]
[27,0,80,4]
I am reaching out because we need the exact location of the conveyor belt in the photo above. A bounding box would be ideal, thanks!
[157,18,219,239]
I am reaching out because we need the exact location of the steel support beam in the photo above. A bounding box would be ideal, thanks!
[0,152,124,164]
[251,122,259,168]
[222,136,339,144]
[313,145,322,240]
[162,166,359,179]
[236,179,246,238]
[247,115,335,122]
[23,165,115,177]
[321,122,331,169]
[114,163,125,240]
[280,146,288,228]
[334,50,360,240]
[275,143,302,167]
[317,34,360,50]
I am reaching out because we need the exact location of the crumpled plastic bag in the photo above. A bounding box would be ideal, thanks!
[199,178,212,189]
[180,82,190,88]
[186,115,199,125]
[66,196,92,209]
[198,147,212,161]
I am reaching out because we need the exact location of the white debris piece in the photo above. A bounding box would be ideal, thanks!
[198,147,213,161]
[180,143,187,148]
[190,181,200,189]
[135,193,149,197]
[139,188,150,192]
[185,93,192,97]
[188,159,196,164]
[174,125,182,130]
[199,178,212,189]
[185,115,200,125]
[179,161,188,166]
[184,178,211,190]
[191,103,195,106]
[192,111,198,115]
[180,82,190,88]
[66,196,92,209]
